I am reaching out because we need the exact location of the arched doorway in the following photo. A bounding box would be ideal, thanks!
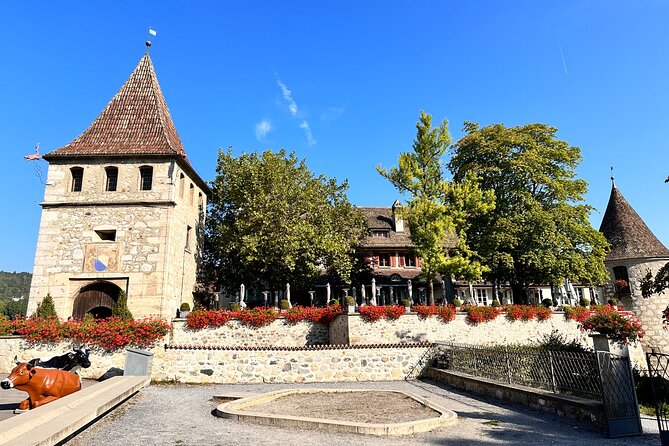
[72,282,121,319]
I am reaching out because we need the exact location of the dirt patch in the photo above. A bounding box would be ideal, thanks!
[247,391,440,423]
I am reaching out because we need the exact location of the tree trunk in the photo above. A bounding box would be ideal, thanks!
[428,280,434,306]
[510,283,528,304]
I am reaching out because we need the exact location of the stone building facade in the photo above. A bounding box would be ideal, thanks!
[27,47,209,319]
[599,182,669,351]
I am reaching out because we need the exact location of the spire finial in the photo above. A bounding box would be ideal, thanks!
[610,166,616,187]
[145,27,157,53]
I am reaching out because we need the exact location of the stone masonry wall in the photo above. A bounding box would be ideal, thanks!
[29,158,207,320]
[169,319,329,347]
[625,259,669,352]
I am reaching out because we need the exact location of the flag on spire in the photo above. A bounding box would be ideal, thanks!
[148,27,157,37]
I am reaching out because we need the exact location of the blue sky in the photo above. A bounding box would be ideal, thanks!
[1,1,668,273]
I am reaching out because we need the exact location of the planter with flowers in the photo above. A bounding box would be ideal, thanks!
[580,311,644,355]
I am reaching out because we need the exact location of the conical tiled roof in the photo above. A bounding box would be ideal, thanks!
[599,184,669,261]
[44,51,187,160]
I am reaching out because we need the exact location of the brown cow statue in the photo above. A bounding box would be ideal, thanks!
[1,362,81,410]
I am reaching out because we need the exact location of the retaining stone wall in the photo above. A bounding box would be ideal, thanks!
[169,319,329,347]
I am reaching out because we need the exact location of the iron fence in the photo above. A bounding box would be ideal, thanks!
[433,342,602,401]
[646,352,669,445]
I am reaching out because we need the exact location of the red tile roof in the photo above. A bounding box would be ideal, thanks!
[44,52,187,160]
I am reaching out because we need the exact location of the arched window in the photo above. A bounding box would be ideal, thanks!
[139,166,153,191]
[71,167,84,192]
[105,166,118,192]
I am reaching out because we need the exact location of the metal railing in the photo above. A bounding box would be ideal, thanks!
[433,342,602,401]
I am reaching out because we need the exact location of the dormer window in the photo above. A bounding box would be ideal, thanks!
[371,230,389,238]
[139,166,153,191]
[71,167,84,192]
[105,167,118,192]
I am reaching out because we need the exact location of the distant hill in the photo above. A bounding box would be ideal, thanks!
[0,271,31,301]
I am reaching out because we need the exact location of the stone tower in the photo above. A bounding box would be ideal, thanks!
[28,46,209,320]
[599,182,669,351]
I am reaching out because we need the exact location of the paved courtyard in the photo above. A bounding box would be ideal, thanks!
[57,379,660,446]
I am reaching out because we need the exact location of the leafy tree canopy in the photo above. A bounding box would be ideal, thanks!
[378,112,495,304]
[449,122,609,302]
[205,149,366,292]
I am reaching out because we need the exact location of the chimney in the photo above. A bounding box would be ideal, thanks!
[392,200,404,233]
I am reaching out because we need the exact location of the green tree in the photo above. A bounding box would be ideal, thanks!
[35,293,57,318]
[205,149,366,296]
[449,122,609,303]
[112,290,133,320]
[378,112,494,304]
[3,299,27,318]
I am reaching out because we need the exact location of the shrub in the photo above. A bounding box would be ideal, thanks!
[8,316,170,350]
[280,299,291,310]
[329,299,340,306]
[541,298,553,308]
[539,329,591,353]
[437,305,456,322]
[491,299,501,307]
[34,293,57,319]
[536,306,553,321]
[234,308,279,328]
[607,298,618,306]
[465,306,500,324]
[229,303,241,311]
[563,305,591,323]
[413,305,438,320]
[663,305,669,329]
[452,298,462,308]
[112,290,133,321]
[579,297,590,307]
[0,316,13,335]
[505,305,538,321]
[384,305,406,320]
[401,299,411,308]
[180,303,191,312]
[186,309,231,329]
[580,312,644,346]
[345,296,356,306]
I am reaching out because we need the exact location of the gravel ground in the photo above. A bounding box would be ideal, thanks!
[64,379,661,446]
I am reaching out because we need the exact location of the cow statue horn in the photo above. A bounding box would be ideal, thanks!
[14,356,20,365]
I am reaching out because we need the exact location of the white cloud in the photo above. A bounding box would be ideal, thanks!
[299,120,316,146]
[255,119,273,141]
[276,80,298,116]
[321,106,345,122]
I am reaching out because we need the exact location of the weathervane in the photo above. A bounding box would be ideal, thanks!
[610,166,615,187]
[146,27,157,51]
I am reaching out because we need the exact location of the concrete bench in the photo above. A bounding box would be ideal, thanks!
[0,375,150,446]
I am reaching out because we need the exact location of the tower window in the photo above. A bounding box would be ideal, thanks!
[179,173,185,198]
[189,183,194,205]
[105,166,118,192]
[198,192,204,212]
[71,167,84,192]
[186,225,192,251]
[139,166,153,191]
[95,229,116,241]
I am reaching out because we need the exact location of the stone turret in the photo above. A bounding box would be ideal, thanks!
[28,46,209,320]
[599,183,669,351]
